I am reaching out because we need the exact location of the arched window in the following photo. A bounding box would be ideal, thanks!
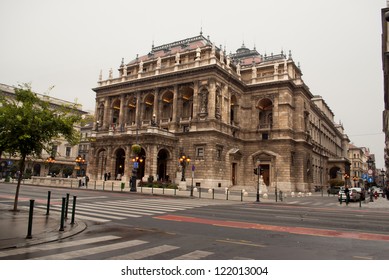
[256,98,273,129]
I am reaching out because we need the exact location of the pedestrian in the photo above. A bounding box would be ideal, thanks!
[108,172,111,180]
[104,172,107,181]
[344,185,350,205]
[85,175,89,187]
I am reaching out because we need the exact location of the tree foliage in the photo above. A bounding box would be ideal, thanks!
[0,84,82,211]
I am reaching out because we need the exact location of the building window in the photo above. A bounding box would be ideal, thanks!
[216,146,223,161]
[51,145,58,157]
[66,147,71,157]
[262,133,269,140]
[196,147,204,159]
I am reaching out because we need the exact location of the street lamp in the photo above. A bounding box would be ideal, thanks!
[130,150,143,192]
[381,168,386,188]
[179,155,191,181]
[75,155,85,176]
[46,156,55,176]
[255,160,261,202]
[344,173,350,187]
[352,176,358,187]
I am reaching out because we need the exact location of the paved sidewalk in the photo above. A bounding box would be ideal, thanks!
[0,203,86,250]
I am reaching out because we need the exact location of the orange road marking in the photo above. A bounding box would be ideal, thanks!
[155,214,389,242]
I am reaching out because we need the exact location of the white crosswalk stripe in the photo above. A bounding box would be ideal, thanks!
[0,235,244,260]
[32,239,148,260]
[36,198,224,223]
[172,250,214,260]
[107,245,179,260]
[0,235,120,258]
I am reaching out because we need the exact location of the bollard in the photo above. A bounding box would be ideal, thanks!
[226,189,229,200]
[199,187,202,198]
[163,185,165,194]
[71,196,77,225]
[340,193,342,204]
[275,189,278,202]
[26,199,35,239]
[359,198,361,208]
[174,187,176,196]
[241,190,243,202]
[112,182,114,191]
[65,193,70,220]
[59,197,66,231]
[46,191,51,216]
[212,189,215,200]
[94,180,97,190]
[103,181,105,190]
[279,190,283,202]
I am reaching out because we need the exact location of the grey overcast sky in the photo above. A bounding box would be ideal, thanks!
[0,0,386,168]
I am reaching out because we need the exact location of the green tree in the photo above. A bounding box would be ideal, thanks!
[0,84,81,211]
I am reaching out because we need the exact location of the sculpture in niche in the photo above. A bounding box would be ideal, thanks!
[175,52,180,64]
[200,89,208,114]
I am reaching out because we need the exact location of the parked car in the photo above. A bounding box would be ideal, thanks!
[328,186,341,194]
[369,186,383,195]
[338,187,361,202]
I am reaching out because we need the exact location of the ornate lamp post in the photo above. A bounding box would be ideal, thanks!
[352,176,358,188]
[179,155,190,181]
[344,173,350,187]
[381,168,386,188]
[46,156,55,176]
[75,155,85,177]
[255,160,261,202]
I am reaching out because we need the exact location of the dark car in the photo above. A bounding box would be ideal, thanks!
[328,186,341,194]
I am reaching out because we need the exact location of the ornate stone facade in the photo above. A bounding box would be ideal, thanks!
[89,34,349,192]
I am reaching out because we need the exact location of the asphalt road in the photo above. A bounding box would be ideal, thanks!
[1,183,389,260]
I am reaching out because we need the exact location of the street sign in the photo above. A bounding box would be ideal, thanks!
[368,169,373,175]
[133,162,139,168]
[362,174,367,180]
[368,177,373,183]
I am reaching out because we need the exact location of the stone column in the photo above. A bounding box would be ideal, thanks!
[124,145,131,181]
[172,84,178,123]
[135,91,141,127]
[119,94,125,130]
[103,98,110,130]
[192,81,199,118]
[208,80,216,119]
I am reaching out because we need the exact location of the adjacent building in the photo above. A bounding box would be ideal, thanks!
[0,83,86,178]
[88,33,350,193]
[382,3,389,177]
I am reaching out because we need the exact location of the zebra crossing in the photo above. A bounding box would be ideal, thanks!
[35,198,228,223]
[0,234,249,260]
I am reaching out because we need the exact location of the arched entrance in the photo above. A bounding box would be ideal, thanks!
[115,148,125,179]
[33,164,41,176]
[157,149,169,181]
[329,166,341,179]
